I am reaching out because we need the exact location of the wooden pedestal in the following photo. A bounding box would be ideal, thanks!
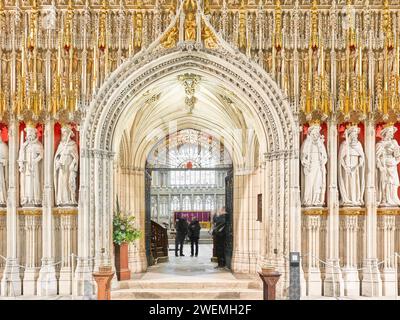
[258,268,282,300]
[93,266,114,300]
[114,242,131,281]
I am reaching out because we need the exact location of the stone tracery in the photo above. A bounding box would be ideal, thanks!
[0,0,399,299]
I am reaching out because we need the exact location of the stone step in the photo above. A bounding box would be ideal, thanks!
[118,280,262,290]
[111,288,263,300]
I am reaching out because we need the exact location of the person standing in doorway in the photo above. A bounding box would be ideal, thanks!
[188,217,201,257]
[213,207,227,268]
[175,217,188,257]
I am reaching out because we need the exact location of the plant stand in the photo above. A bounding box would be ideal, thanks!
[114,242,131,281]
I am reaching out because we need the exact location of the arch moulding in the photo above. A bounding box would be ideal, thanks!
[75,28,301,298]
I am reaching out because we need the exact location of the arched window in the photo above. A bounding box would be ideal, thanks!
[205,196,215,211]
[182,196,191,210]
[147,129,232,169]
[193,196,203,210]
[171,196,180,212]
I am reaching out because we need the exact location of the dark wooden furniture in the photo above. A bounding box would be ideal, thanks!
[150,220,169,263]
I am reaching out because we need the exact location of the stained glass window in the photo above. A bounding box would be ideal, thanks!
[147,129,232,169]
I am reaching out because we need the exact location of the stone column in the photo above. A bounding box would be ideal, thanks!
[324,119,344,296]
[0,212,6,278]
[289,125,306,296]
[37,119,57,296]
[361,120,382,296]
[304,214,322,296]
[74,149,94,297]
[341,214,360,296]
[379,214,397,296]
[58,213,78,294]
[22,213,42,295]
[231,171,252,273]
[128,169,147,273]
[1,119,21,296]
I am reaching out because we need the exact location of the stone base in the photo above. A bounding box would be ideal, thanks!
[73,259,95,297]
[342,267,360,296]
[59,268,73,295]
[323,260,344,297]
[0,259,22,296]
[37,261,58,296]
[128,248,148,273]
[361,259,382,297]
[306,268,322,296]
[23,268,38,296]
[381,268,397,297]
[231,251,257,273]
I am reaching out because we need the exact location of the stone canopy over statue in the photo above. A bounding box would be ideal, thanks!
[300,123,327,207]
[0,137,8,206]
[376,124,400,207]
[18,124,44,207]
[54,125,79,206]
[338,125,365,207]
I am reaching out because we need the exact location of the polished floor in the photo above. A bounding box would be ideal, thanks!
[137,244,237,281]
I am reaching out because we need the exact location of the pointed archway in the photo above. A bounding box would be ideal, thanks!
[75,0,300,299]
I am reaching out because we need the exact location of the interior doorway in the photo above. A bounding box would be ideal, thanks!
[144,129,233,270]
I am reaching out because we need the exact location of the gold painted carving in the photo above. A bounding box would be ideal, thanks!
[184,0,197,42]
[18,208,42,216]
[161,24,178,49]
[134,12,143,49]
[377,208,400,216]
[202,24,218,49]
[339,208,366,216]
[53,208,78,216]
[302,208,328,216]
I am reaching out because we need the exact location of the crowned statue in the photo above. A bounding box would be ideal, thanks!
[300,123,327,207]
[0,137,8,206]
[338,125,365,207]
[376,124,400,207]
[18,124,44,207]
[54,125,79,206]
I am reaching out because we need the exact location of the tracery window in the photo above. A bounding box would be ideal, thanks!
[193,196,203,210]
[182,196,191,210]
[171,196,180,211]
[147,129,232,169]
[205,195,215,211]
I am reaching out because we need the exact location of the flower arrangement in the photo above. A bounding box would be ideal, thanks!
[113,198,141,246]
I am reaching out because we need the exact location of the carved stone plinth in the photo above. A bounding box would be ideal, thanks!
[258,268,281,300]
[361,258,382,297]
[93,266,114,300]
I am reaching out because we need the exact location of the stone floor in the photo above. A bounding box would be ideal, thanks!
[1,245,398,300]
[111,244,264,299]
[138,243,237,281]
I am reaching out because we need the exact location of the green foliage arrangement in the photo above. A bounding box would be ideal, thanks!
[113,198,141,245]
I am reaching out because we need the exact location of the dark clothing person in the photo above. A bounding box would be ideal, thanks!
[188,220,201,257]
[213,213,227,267]
[175,217,188,256]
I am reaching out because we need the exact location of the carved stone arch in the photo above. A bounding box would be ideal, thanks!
[83,48,296,155]
[76,34,300,299]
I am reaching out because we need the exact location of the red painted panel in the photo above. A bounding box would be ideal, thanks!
[19,122,43,143]
[0,123,8,143]
[376,122,400,199]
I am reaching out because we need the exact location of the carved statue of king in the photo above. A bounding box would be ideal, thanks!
[18,125,44,206]
[376,125,400,207]
[338,125,365,206]
[300,123,327,207]
[0,137,9,206]
[54,125,79,206]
